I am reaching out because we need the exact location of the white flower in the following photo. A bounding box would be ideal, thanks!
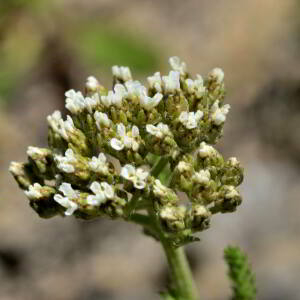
[101,84,127,107]
[209,68,224,84]
[162,71,180,93]
[120,164,149,189]
[192,169,211,184]
[25,183,43,199]
[153,179,169,197]
[140,92,163,110]
[169,56,187,75]
[177,161,192,172]
[179,110,203,129]
[198,142,215,158]
[125,80,146,98]
[112,65,132,81]
[26,146,45,157]
[87,181,114,206]
[54,182,79,216]
[47,110,63,133]
[224,185,239,199]
[147,72,162,92]
[55,148,77,173]
[9,162,24,176]
[47,111,75,141]
[86,76,99,90]
[65,89,86,114]
[185,75,206,97]
[84,94,100,113]
[110,124,140,152]
[88,153,109,174]
[210,100,230,125]
[228,157,239,166]
[94,111,111,129]
[146,123,171,139]
[192,205,210,217]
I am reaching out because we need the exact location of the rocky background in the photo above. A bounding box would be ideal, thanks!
[1,0,300,299]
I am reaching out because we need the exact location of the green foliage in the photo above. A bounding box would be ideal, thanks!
[224,246,257,300]
[71,23,160,74]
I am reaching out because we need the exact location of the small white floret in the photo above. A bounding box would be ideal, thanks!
[177,161,192,173]
[86,76,99,90]
[87,181,114,206]
[125,80,146,98]
[101,84,127,107]
[179,110,203,129]
[25,183,43,199]
[54,182,79,216]
[147,72,162,92]
[110,124,140,152]
[185,75,206,97]
[140,92,163,110]
[209,68,224,84]
[120,164,149,189]
[55,148,77,173]
[192,169,211,184]
[112,65,132,81]
[169,56,187,75]
[146,122,171,139]
[211,100,230,125]
[162,71,180,93]
[88,153,109,174]
[94,111,111,129]
[198,142,215,158]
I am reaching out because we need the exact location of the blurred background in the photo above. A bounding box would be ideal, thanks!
[1,0,300,299]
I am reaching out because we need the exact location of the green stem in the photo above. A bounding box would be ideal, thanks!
[161,242,198,300]
[147,199,198,299]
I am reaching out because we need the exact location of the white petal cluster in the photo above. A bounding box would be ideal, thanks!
[223,185,239,199]
[193,205,210,217]
[177,161,192,173]
[87,181,114,206]
[55,149,77,173]
[86,76,99,90]
[54,182,79,216]
[88,153,109,174]
[94,111,111,129]
[101,84,127,107]
[169,56,187,75]
[192,169,211,184]
[228,157,239,166]
[65,89,100,114]
[112,65,132,81]
[162,71,180,93]
[125,80,146,98]
[120,164,149,189]
[209,67,224,84]
[9,162,24,176]
[179,110,203,129]
[185,74,206,97]
[140,92,163,110]
[210,100,230,125]
[147,72,162,92]
[198,142,216,158]
[27,146,46,157]
[47,111,76,141]
[146,122,171,139]
[110,124,140,152]
[25,183,43,199]
[153,179,169,197]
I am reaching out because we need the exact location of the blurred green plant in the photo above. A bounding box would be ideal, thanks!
[71,23,160,74]
[224,246,257,300]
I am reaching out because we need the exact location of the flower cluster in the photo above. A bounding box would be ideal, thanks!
[9,56,243,245]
